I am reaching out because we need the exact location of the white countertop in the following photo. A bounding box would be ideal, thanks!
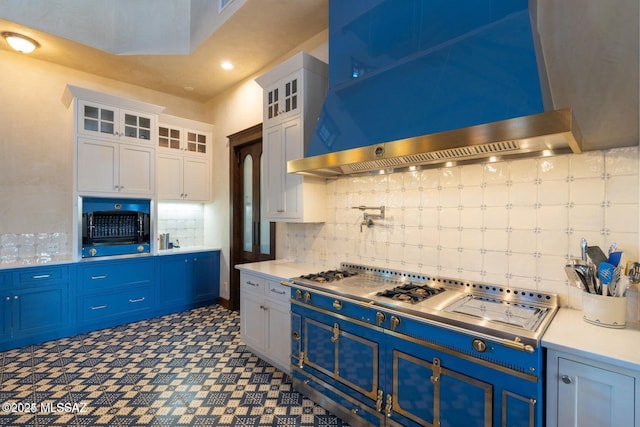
[235,259,325,281]
[542,308,640,371]
[0,247,221,270]
[156,246,221,255]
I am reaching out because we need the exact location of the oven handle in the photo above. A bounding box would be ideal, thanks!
[501,336,535,353]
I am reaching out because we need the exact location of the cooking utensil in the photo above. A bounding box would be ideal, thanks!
[587,246,608,267]
[580,238,588,262]
[608,242,618,255]
[608,251,623,267]
[584,264,597,295]
[564,263,583,289]
[629,262,640,284]
[598,261,615,296]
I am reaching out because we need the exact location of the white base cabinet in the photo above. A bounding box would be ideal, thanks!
[546,349,639,427]
[239,271,291,374]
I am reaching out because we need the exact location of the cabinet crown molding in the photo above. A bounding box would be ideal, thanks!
[63,84,165,114]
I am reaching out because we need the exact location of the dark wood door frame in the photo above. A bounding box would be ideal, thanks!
[227,123,276,311]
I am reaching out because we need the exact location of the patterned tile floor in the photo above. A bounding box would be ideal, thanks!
[0,305,349,426]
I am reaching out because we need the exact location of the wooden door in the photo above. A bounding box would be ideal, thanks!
[228,124,276,311]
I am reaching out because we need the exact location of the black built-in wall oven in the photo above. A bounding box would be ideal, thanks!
[80,197,151,258]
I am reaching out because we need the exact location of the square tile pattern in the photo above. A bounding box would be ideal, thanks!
[0,305,349,426]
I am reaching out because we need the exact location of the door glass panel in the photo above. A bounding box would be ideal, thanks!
[84,105,99,119]
[243,155,254,252]
[101,109,114,122]
[260,154,271,255]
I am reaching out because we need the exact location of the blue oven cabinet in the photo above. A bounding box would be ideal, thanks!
[290,287,543,427]
[156,250,220,314]
[1,264,72,352]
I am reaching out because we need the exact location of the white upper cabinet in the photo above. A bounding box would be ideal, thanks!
[255,52,328,223]
[77,138,155,196]
[78,100,155,144]
[157,115,213,202]
[263,69,303,127]
[65,85,163,198]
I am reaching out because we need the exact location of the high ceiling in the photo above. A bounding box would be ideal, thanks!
[0,0,328,102]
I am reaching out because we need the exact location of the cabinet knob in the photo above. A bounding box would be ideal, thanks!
[5,296,10,301]
[14,295,18,300]
[561,375,573,384]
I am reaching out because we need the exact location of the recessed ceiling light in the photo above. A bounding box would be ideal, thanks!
[221,61,234,70]
[2,32,39,53]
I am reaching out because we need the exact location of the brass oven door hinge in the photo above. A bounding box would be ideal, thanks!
[298,351,305,369]
[385,393,393,418]
[331,322,340,343]
[430,357,441,384]
[376,389,383,412]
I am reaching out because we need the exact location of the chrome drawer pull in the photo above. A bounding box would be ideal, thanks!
[129,297,145,303]
[90,305,108,310]
[90,275,108,280]
[246,281,259,287]
[270,288,286,295]
[31,274,52,279]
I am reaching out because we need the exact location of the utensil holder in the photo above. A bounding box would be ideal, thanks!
[582,293,627,328]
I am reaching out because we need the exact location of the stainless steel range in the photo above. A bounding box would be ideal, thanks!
[287,263,558,427]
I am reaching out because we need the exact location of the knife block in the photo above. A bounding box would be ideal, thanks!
[582,293,627,328]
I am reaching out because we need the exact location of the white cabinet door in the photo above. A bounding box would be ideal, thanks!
[281,117,303,218]
[120,109,154,144]
[265,298,291,372]
[157,153,183,200]
[77,138,118,193]
[263,70,302,127]
[240,290,265,351]
[557,356,635,427]
[264,125,285,219]
[183,156,210,201]
[77,101,118,140]
[264,117,303,220]
[118,143,155,195]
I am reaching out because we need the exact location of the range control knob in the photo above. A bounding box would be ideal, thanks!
[472,338,487,353]
[89,248,97,257]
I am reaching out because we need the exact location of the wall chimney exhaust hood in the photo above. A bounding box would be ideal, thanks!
[288,0,636,178]
[288,108,581,177]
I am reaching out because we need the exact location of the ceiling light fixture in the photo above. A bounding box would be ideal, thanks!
[2,32,39,53]
[221,61,234,70]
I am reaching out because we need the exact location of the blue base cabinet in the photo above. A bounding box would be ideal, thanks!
[0,249,220,352]
[76,257,155,331]
[0,265,71,352]
[156,251,220,312]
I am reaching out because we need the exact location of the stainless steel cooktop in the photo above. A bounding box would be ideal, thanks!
[290,263,559,346]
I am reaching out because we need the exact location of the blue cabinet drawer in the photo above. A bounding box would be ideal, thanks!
[78,286,154,323]
[78,258,154,293]
[16,265,68,285]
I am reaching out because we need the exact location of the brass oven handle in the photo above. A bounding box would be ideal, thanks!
[502,336,535,353]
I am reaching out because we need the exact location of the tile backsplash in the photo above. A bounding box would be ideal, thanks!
[0,232,69,264]
[157,203,205,248]
[279,148,639,312]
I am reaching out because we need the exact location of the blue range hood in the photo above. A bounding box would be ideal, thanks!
[289,0,584,176]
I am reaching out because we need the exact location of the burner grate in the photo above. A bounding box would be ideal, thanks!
[299,269,358,283]
[376,283,445,304]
